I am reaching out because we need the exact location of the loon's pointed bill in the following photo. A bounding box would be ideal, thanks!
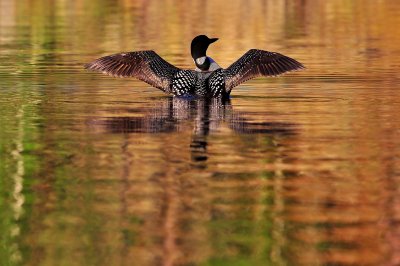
[85,35,305,98]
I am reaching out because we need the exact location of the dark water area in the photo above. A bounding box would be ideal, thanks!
[1,1,400,265]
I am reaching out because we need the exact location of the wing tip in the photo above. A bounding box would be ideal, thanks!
[84,62,95,70]
[280,56,306,73]
[274,64,306,77]
[84,61,126,79]
[293,62,306,71]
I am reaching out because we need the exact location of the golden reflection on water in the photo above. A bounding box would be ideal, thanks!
[1,0,400,266]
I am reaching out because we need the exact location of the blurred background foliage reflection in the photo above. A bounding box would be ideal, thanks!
[1,0,400,265]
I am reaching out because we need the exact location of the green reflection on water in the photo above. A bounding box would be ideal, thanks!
[0,86,42,265]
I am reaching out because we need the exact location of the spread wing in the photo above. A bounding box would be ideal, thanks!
[84,50,180,92]
[225,49,305,92]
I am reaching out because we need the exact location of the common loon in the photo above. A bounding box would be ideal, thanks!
[85,35,304,98]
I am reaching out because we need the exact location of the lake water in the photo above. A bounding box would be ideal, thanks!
[1,1,400,265]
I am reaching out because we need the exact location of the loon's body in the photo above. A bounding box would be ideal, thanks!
[85,35,304,98]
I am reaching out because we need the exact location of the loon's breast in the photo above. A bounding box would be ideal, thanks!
[194,56,221,72]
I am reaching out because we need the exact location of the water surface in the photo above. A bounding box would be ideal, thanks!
[1,1,400,265]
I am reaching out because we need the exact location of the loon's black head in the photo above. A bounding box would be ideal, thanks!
[191,35,218,60]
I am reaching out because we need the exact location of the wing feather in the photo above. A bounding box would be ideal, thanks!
[225,49,305,91]
[85,50,180,92]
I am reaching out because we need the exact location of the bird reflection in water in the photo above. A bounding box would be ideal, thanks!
[94,97,297,165]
